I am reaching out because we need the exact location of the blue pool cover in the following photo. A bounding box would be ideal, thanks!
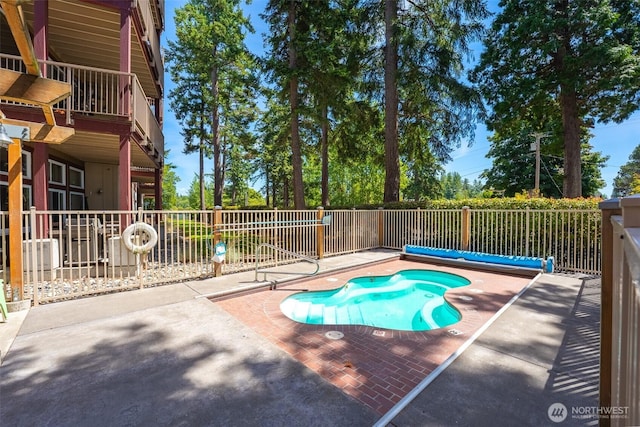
[404,245,554,273]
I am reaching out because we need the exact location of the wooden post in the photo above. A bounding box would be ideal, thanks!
[598,198,621,427]
[8,138,23,301]
[213,206,222,277]
[316,207,324,259]
[461,206,471,251]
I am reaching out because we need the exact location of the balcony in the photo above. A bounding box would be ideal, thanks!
[134,0,164,91]
[0,53,163,167]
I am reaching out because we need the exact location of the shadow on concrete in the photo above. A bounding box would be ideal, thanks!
[544,277,601,426]
[0,301,376,427]
[386,276,601,427]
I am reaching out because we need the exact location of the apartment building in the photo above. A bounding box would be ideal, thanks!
[0,0,165,212]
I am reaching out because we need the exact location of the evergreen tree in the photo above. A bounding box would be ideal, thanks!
[262,0,307,209]
[473,0,640,198]
[161,152,180,210]
[304,0,365,207]
[187,174,214,209]
[166,0,256,208]
[165,19,212,210]
[361,0,488,203]
[613,145,640,197]
[480,117,608,197]
[255,93,295,208]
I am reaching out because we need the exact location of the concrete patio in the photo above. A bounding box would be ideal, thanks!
[0,250,600,426]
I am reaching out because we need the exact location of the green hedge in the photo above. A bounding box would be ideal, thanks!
[329,197,601,211]
[211,198,602,211]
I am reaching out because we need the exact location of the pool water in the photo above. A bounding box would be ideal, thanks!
[280,269,471,331]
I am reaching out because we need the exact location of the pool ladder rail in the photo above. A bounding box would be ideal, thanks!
[254,243,320,287]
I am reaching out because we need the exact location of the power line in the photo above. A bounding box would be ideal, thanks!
[459,168,487,178]
[541,157,563,197]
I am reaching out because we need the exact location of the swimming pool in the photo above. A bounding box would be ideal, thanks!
[280,269,471,331]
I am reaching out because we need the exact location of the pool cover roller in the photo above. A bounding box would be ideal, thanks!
[403,245,554,273]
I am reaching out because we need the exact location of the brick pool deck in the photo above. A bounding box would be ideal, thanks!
[214,258,534,415]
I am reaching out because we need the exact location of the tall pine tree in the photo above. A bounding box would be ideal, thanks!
[473,0,640,198]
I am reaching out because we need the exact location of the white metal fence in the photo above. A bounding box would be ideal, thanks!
[218,209,319,274]
[381,209,463,249]
[1,206,601,303]
[380,208,601,274]
[467,209,601,274]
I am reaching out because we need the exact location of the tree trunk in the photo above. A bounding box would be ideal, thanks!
[199,136,205,210]
[220,133,227,204]
[321,104,329,207]
[212,48,223,207]
[283,178,290,208]
[288,0,306,209]
[384,0,400,203]
[555,0,582,198]
[265,166,270,207]
[560,85,582,198]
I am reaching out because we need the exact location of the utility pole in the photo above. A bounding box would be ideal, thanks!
[530,133,548,195]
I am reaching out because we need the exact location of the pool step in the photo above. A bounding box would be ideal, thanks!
[292,301,312,322]
[307,303,324,323]
[348,304,364,324]
[323,305,337,324]
[335,306,350,325]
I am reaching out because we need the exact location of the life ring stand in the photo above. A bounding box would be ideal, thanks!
[122,222,158,254]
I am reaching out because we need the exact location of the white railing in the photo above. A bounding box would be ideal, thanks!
[467,208,601,274]
[600,196,640,425]
[132,78,164,157]
[381,208,600,274]
[2,206,602,304]
[18,208,218,304]
[323,209,379,255]
[0,53,162,149]
[218,209,320,274]
[0,53,132,118]
[382,209,463,249]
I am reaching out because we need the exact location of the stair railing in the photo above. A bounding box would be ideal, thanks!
[254,243,320,286]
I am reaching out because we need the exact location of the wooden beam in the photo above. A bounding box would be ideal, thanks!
[1,117,74,144]
[41,105,56,126]
[0,1,63,125]
[0,0,31,5]
[0,0,40,76]
[0,69,71,106]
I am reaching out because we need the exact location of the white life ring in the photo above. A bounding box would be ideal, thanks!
[122,222,158,254]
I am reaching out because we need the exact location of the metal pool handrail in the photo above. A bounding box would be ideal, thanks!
[254,243,320,284]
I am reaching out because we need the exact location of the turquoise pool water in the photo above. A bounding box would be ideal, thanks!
[280,269,471,331]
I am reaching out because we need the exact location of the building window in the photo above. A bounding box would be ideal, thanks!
[69,191,85,210]
[49,160,66,185]
[23,185,32,209]
[48,189,66,210]
[69,166,84,188]
[0,183,32,211]
[0,148,32,179]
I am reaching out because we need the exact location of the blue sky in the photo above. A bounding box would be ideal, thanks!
[162,0,639,198]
